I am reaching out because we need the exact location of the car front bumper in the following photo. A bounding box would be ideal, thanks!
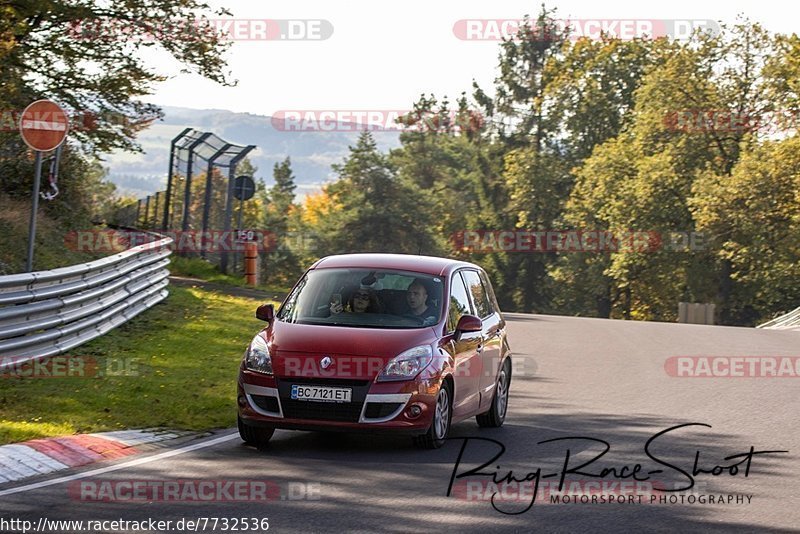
[237,369,440,434]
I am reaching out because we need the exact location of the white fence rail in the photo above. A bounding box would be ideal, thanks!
[0,236,172,361]
[758,307,800,330]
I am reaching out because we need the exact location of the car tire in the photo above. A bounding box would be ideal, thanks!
[476,360,510,428]
[414,382,452,449]
[238,415,275,448]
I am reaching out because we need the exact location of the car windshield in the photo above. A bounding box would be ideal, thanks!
[277,268,444,329]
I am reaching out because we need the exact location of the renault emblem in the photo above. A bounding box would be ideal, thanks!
[320,356,333,369]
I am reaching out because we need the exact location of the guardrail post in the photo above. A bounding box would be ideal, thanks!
[245,242,258,285]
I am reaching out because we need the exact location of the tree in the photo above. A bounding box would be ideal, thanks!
[311,131,441,256]
[460,9,570,312]
[265,157,297,232]
[690,137,800,324]
[0,1,234,272]
[261,157,301,285]
[0,0,232,154]
[485,8,568,149]
[561,20,795,322]
[391,94,488,251]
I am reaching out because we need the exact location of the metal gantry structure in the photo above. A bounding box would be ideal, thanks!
[120,129,256,273]
[160,128,256,272]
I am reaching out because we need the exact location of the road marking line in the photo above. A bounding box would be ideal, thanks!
[0,432,239,497]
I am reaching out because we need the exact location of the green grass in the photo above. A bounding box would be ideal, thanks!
[169,255,291,295]
[0,286,276,445]
[168,256,250,286]
[0,195,107,274]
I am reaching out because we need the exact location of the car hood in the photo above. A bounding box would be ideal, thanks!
[265,321,438,379]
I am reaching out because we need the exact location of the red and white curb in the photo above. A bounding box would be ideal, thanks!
[0,430,195,484]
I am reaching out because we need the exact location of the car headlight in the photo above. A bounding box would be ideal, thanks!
[377,345,433,382]
[244,334,273,374]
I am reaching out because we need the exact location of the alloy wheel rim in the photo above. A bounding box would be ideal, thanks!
[496,371,508,418]
[435,389,449,439]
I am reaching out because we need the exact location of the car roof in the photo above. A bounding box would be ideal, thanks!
[310,253,480,276]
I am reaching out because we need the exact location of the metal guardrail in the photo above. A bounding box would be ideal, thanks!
[0,235,173,361]
[757,306,800,330]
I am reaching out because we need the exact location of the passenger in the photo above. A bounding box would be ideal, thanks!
[330,287,382,314]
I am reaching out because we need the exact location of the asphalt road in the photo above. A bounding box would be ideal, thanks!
[1,314,798,533]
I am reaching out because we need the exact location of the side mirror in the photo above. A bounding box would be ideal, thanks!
[455,314,482,339]
[256,303,274,322]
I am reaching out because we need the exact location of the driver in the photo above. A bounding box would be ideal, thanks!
[402,279,438,323]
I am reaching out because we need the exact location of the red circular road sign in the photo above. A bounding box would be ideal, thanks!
[19,99,69,151]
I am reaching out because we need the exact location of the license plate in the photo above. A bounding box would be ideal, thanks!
[290,385,352,403]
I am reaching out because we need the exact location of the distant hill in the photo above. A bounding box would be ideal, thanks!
[101,106,401,199]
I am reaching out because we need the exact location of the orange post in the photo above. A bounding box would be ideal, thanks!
[244,241,258,286]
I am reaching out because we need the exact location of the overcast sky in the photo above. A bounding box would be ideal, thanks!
[143,0,799,116]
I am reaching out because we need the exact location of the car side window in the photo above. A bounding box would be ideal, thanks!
[447,272,473,333]
[461,270,493,319]
[278,275,308,321]
[478,270,501,315]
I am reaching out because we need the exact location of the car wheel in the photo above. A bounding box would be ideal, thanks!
[476,360,510,428]
[414,382,452,449]
[238,415,275,448]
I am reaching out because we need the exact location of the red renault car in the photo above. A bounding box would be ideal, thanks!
[236,253,512,448]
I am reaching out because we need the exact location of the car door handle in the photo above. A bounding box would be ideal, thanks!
[476,343,484,353]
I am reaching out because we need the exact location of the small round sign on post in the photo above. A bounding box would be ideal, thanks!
[233,175,256,201]
[19,99,70,272]
[19,99,69,152]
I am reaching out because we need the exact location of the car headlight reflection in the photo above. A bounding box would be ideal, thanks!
[244,334,273,375]
[377,345,433,382]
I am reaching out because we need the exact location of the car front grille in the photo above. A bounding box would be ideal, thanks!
[251,395,280,413]
[363,402,403,419]
[279,398,364,422]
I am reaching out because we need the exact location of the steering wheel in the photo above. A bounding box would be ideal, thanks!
[400,314,426,325]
